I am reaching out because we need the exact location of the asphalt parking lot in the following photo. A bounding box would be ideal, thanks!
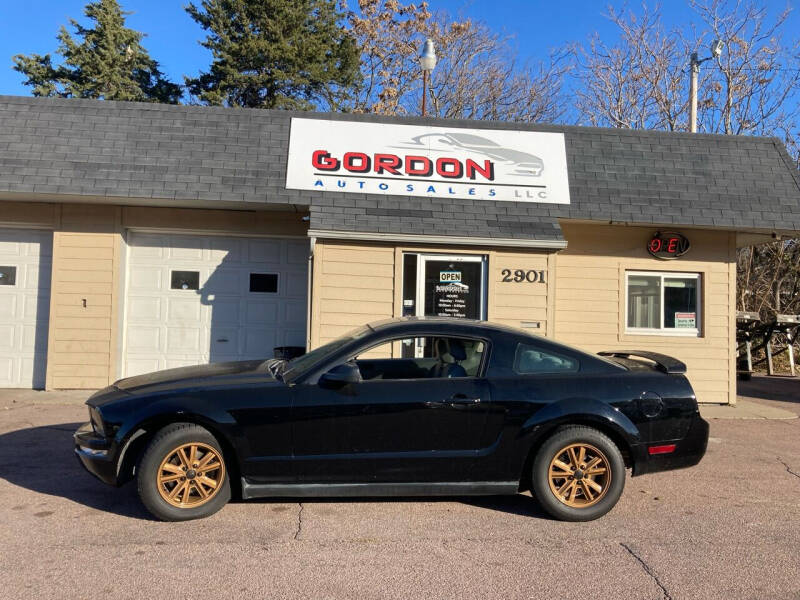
[0,378,798,600]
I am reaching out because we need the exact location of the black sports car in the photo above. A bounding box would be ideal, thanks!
[74,317,708,522]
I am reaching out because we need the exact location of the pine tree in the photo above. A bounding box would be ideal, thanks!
[185,0,360,110]
[12,0,181,103]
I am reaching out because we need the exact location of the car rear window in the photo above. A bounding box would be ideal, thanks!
[513,343,579,375]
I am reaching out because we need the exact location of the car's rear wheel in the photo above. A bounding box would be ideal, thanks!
[137,423,231,521]
[532,426,625,522]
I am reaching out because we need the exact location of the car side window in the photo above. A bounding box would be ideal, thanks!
[513,343,579,375]
[353,336,486,381]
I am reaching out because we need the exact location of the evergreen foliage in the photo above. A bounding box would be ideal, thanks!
[12,0,181,103]
[184,0,360,110]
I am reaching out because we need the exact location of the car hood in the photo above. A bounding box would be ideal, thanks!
[113,360,274,392]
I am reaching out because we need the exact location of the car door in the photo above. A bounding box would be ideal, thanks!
[291,335,492,484]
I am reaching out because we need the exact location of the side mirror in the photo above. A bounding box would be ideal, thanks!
[319,362,362,389]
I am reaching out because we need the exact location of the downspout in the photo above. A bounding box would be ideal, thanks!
[306,236,315,352]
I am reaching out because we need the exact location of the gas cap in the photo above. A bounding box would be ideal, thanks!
[639,391,664,418]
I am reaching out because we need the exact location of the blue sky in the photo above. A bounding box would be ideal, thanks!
[0,0,796,97]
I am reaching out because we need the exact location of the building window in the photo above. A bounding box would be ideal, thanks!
[250,273,278,293]
[171,270,200,290]
[0,266,16,286]
[626,271,700,335]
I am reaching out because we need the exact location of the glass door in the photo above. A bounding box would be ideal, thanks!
[404,254,487,358]
[417,255,487,320]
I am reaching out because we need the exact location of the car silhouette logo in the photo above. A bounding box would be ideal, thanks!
[403,132,544,177]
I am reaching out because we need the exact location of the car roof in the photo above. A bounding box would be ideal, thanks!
[362,317,621,370]
[365,316,534,337]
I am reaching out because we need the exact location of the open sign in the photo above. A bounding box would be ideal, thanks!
[439,271,462,282]
[648,232,690,259]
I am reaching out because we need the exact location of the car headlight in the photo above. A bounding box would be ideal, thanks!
[89,406,106,437]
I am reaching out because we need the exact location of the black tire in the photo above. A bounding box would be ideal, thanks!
[531,426,625,522]
[137,423,231,522]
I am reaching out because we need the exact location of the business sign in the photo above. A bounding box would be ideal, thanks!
[286,118,571,204]
[439,270,462,282]
[647,231,691,259]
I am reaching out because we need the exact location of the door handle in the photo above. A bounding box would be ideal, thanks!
[447,394,481,405]
[423,399,447,408]
[424,394,481,408]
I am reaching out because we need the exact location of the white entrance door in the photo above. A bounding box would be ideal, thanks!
[413,254,487,357]
[123,232,308,378]
[0,229,52,388]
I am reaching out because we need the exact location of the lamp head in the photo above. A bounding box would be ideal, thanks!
[710,39,724,57]
[419,38,437,72]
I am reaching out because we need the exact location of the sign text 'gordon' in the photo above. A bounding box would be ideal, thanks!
[285,119,571,204]
[312,151,495,181]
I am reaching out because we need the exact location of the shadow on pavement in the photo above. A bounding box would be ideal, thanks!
[0,423,152,520]
[246,493,553,519]
[0,423,551,520]
[738,375,800,403]
[461,494,554,518]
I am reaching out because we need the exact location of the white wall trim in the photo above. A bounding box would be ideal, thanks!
[0,222,55,231]
[124,226,307,240]
[307,229,568,250]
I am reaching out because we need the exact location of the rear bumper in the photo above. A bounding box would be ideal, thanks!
[74,422,119,486]
[632,414,709,476]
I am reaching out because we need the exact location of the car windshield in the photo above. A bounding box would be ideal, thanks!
[282,325,371,381]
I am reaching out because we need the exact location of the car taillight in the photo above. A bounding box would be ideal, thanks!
[648,444,677,455]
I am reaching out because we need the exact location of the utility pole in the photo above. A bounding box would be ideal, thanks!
[689,53,699,133]
[422,69,428,117]
[688,40,724,133]
[419,39,437,117]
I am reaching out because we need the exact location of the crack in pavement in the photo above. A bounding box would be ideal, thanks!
[294,503,304,540]
[620,543,673,600]
[777,457,800,479]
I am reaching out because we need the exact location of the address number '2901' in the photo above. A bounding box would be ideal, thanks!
[501,269,546,283]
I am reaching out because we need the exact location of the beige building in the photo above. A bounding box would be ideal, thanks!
[1,96,799,404]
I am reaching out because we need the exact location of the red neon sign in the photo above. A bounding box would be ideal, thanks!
[648,232,690,259]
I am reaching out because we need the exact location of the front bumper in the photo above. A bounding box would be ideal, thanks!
[74,422,119,486]
[632,413,710,476]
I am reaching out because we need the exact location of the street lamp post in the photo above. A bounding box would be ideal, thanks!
[689,39,724,133]
[419,39,437,117]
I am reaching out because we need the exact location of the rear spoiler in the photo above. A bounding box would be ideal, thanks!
[598,351,687,374]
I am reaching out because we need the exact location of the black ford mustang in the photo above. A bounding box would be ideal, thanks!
[74,317,708,522]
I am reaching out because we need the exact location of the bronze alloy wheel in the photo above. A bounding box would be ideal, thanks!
[547,442,611,508]
[156,442,225,509]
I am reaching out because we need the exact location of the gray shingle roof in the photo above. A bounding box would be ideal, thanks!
[1,95,799,241]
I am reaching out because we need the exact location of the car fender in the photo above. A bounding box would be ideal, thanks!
[111,394,247,481]
[520,397,641,448]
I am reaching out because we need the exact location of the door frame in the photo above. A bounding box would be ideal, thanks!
[414,254,488,319]
[412,254,488,358]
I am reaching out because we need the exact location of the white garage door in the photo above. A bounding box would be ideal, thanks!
[0,229,52,388]
[124,232,308,378]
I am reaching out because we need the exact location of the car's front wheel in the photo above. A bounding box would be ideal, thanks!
[137,423,231,521]
[532,426,625,522]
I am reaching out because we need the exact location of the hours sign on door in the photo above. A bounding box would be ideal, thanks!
[424,261,482,319]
